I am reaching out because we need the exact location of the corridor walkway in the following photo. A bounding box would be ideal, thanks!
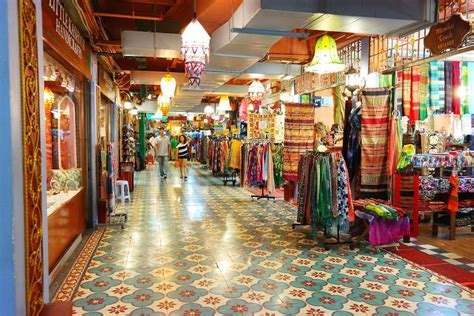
[67,165,473,315]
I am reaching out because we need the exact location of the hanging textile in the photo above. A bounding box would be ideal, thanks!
[241,141,275,192]
[468,63,474,114]
[342,99,353,163]
[461,62,470,115]
[394,70,404,115]
[346,106,362,181]
[438,61,446,112]
[273,144,283,188]
[333,85,345,126]
[296,152,354,234]
[445,61,454,113]
[402,68,411,117]
[388,113,402,174]
[452,61,461,115]
[419,63,429,120]
[360,88,391,200]
[410,66,421,122]
[229,138,242,169]
[283,103,315,181]
[429,61,440,114]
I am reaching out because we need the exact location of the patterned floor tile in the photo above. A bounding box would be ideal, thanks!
[68,165,474,315]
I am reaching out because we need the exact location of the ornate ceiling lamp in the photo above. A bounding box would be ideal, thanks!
[181,1,210,86]
[157,94,170,116]
[204,104,214,115]
[218,96,232,112]
[306,34,345,74]
[161,73,176,97]
[248,80,265,102]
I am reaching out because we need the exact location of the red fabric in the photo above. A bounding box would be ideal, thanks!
[452,61,461,114]
[447,174,460,213]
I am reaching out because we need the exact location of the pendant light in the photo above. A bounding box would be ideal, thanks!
[204,104,214,115]
[181,0,210,86]
[130,107,138,116]
[161,73,176,97]
[306,34,345,74]
[218,96,231,112]
[248,80,265,102]
[157,94,170,116]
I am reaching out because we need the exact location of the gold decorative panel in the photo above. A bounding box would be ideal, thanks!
[19,0,44,315]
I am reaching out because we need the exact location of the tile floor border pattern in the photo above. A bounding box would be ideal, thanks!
[54,226,106,302]
[70,165,474,315]
[404,242,474,272]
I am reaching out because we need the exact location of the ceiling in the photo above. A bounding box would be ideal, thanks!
[67,0,435,113]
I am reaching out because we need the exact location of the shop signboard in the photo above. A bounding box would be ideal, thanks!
[99,68,116,102]
[294,71,345,95]
[43,0,91,79]
[424,14,471,55]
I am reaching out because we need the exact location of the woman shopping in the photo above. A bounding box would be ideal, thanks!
[176,135,189,179]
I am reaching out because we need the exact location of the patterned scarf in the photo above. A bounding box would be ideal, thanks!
[445,61,453,113]
[461,62,470,115]
[419,63,429,120]
[395,70,404,114]
[429,61,440,114]
[438,61,446,112]
[452,61,461,115]
[402,68,411,117]
[447,174,459,213]
[410,65,421,122]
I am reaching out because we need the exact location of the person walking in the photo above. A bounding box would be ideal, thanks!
[170,135,178,161]
[154,127,171,179]
[176,135,189,179]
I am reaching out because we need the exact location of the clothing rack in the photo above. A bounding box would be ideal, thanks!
[293,150,354,249]
[251,182,276,201]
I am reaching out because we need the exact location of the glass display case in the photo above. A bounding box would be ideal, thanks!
[44,53,83,215]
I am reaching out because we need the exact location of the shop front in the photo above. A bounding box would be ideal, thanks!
[42,0,92,275]
[96,65,121,223]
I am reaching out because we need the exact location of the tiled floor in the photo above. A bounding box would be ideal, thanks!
[70,164,474,315]
[404,242,474,272]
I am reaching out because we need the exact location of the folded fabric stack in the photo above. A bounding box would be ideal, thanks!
[353,199,409,246]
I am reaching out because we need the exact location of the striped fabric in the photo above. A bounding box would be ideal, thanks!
[402,68,411,117]
[410,66,420,122]
[452,61,461,115]
[469,63,474,114]
[461,62,469,115]
[419,63,429,120]
[445,61,453,113]
[394,70,404,114]
[438,61,446,112]
[283,103,315,182]
[360,88,391,200]
[429,61,440,114]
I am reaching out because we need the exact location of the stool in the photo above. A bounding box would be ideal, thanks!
[116,180,131,202]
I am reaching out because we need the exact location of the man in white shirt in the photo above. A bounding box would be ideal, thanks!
[154,127,171,179]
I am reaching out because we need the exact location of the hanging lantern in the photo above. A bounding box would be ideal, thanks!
[306,35,345,74]
[152,109,163,120]
[248,80,265,102]
[204,104,214,115]
[161,73,176,97]
[181,18,210,86]
[345,65,362,91]
[124,101,133,110]
[44,87,55,107]
[157,94,170,116]
[218,96,231,112]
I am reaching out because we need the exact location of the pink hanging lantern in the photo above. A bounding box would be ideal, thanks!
[181,18,210,86]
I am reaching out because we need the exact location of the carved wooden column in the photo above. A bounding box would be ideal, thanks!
[19,0,44,315]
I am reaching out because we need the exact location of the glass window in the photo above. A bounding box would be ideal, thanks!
[44,54,83,214]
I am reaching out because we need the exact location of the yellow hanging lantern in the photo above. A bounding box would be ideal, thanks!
[306,35,345,74]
